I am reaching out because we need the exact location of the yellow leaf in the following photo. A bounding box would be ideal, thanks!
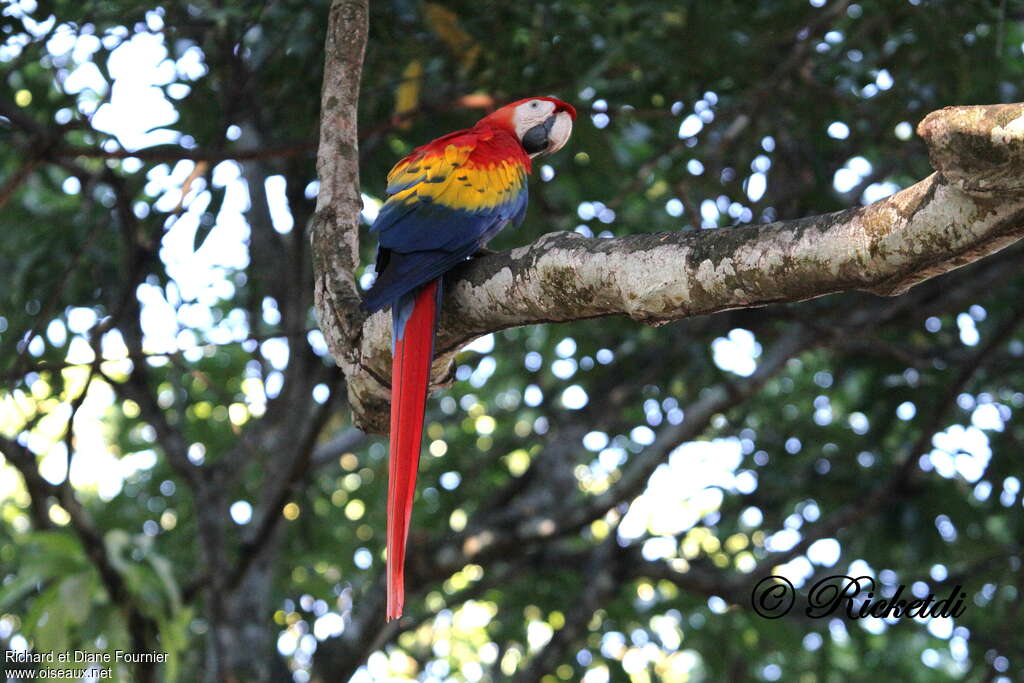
[423,3,480,72]
[394,59,423,130]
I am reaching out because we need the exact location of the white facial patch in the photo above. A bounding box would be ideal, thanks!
[512,99,557,141]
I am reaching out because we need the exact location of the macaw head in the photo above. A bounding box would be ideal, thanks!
[480,96,577,158]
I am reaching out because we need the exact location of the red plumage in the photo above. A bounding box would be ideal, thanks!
[386,280,439,620]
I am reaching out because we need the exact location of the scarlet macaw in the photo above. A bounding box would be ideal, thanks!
[362,96,576,619]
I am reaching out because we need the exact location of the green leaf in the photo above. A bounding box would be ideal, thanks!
[57,572,94,626]
[0,571,45,612]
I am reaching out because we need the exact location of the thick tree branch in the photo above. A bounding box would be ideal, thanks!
[311,0,370,421]
[330,102,1024,432]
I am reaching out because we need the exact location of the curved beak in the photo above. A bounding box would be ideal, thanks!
[522,111,574,158]
[544,110,573,155]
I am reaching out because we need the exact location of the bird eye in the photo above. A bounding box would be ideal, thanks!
[530,101,539,108]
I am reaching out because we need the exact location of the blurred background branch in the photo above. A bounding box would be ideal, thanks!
[2,1,1024,682]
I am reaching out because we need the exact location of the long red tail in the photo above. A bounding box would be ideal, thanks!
[386,279,439,620]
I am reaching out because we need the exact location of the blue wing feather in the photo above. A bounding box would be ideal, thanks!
[362,132,529,313]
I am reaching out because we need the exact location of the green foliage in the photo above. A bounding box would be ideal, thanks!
[2,0,1023,682]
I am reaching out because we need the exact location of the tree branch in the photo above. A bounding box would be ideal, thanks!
[0,156,42,209]
[512,536,622,682]
[745,301,1024,579]
[0,435,160,682]
[310,0,370,421]
[53,141,314,163]
[329,102,1024,432]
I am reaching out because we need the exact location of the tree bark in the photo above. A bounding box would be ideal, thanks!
[311,0,369,421]
[309,13,1024,436]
